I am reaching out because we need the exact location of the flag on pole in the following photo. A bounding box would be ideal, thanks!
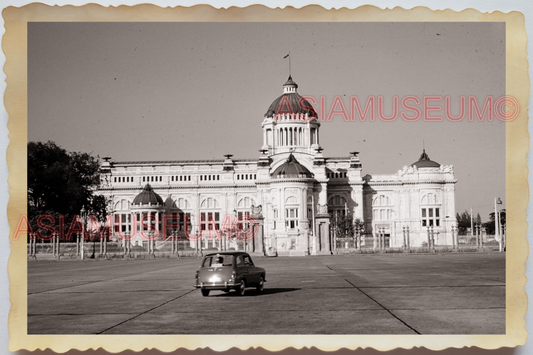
[283,53,290,59]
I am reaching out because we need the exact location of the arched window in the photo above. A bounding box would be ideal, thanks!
[113,199,131,234]
[289,127,293,145]
[371,195,394,221]
[238,197,256,208]
[201,197,220,209]
[286,196,298,204]
[421,193,439,205]
[177,198,190,209]
[200,197,221,234]
[328,195,346,207]
[328,195,347,217]
[373,194,391,206]
[421,193,440,227]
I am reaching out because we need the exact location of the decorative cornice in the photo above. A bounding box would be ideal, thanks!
[100,184,259,192]
[270,178,315,183]
[363,180,457,187]
[113,158,258,165]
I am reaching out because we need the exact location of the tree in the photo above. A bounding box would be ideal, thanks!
[28,141,104,241]
[330,212,354,239]
[483,209,506,235]
[455,210,472,235]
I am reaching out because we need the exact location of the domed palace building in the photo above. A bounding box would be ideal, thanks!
[98,76,457,256]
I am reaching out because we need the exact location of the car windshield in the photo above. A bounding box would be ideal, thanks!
[202,255,234,267]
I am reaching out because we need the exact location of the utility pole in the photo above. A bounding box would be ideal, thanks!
[470,207,474,241]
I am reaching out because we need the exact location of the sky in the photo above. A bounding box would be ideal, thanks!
[27,21,506,219]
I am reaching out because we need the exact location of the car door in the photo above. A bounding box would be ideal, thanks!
[242,254,258,285]
[235,255,249,283]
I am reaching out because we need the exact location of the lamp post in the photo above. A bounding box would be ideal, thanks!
[495,197,503,252]
[80,206,87,260]
[354,221,364,252]
[477,224,483,250]
[501,224,507,251]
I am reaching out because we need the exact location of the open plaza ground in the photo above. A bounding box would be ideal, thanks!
[27,252,505,335]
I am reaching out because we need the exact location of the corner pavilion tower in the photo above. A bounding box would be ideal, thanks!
[98,75,457,255]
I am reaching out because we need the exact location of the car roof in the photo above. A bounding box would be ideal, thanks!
[204,251,249,257]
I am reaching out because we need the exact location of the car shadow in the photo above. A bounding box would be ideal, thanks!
[212,288,301,297]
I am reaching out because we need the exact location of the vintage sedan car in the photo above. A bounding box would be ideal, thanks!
[194,251,266,296]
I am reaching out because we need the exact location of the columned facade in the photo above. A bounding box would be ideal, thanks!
[98,76,457,255]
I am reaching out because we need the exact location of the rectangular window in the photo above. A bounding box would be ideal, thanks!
[421,208,440,228]
[177,212,191,233]
[285,208,299,229]
[201,212,220,232]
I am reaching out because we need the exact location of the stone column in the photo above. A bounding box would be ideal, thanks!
[406,226,411,250]
[52,232,56,257]
[56,233,60,259]
[452,225,458,250]
[315,217,331,255]
[253,215,264,255]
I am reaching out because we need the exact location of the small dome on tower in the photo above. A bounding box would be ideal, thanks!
[283,75,298,89]
[271,154,314,178]
[411,149,440,168]
[132,184,164,205]
[264,76,317,118]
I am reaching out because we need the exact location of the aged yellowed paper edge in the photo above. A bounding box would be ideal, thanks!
[4,3,529,352]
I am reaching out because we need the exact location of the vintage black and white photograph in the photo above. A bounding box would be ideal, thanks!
[26,21,507,336]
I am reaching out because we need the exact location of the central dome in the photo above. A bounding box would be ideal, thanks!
[264,76,317,118]
[132,184,164,205]
[271,154,314,178]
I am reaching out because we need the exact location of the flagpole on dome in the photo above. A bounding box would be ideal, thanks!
[284,52,291,76]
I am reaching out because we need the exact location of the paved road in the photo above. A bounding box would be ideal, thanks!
[27,253,505,334]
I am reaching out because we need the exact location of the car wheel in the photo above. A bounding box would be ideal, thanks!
[238,280,246,296]
[201,289,210,297]
[256,277,264,292]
